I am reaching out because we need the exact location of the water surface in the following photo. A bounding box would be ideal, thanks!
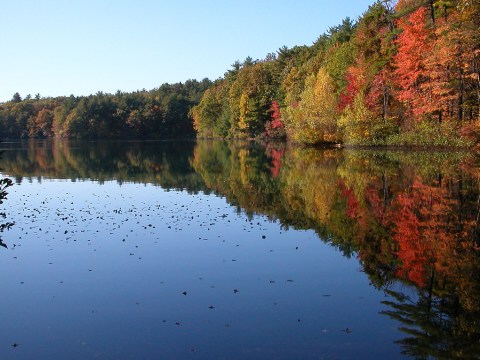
[0,140,479,359]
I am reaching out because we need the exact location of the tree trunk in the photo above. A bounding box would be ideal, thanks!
[428,0,435,24]
[473,52,480,121]
[458,67,464,122]
[476,63,480,121]
[382,83,389,123]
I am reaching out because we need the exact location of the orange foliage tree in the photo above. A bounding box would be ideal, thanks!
[394,6,436,123]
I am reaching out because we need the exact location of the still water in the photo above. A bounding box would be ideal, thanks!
[0,140,479,359]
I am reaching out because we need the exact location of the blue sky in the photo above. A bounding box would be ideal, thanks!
[0,0,376,102]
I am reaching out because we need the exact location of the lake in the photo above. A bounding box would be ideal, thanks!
[0,140,479,359]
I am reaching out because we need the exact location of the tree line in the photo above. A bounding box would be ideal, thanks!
[191,0,480,146]
[1,1,479,146]
[0,79,212,139]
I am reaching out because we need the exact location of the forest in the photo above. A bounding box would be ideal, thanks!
[0,80,212,139]
[1,0,479,146]
[192,0,480,146]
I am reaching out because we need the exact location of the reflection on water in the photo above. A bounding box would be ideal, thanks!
[0,145,14,249]
[0,139,479,359]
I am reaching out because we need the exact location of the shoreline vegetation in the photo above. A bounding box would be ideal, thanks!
[1,1,479,148]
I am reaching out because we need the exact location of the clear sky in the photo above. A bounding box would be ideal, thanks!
[0,0,376,102]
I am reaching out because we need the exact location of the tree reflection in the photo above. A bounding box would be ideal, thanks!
[381,286,480,359]
[1,139,480,357]
[0,139,205,191]
[0,145,14,249]
[193,144,480,359]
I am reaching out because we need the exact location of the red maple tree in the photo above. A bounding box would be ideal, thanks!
[269,101,284,129]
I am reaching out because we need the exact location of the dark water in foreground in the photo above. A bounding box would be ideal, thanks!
[0,140,479,359]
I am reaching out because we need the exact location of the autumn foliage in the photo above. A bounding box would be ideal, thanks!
[394,7,433,115]
[190,2,479,146]
[264,101,286,139]
[1,3,479,145]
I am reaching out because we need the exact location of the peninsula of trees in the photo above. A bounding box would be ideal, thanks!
[1,0,479,146]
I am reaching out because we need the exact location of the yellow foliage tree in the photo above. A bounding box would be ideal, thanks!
[338,91,374,144]
[285,68,339,144]
[238,92,250,132]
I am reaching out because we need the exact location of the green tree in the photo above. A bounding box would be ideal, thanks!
[11,92,22,103]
